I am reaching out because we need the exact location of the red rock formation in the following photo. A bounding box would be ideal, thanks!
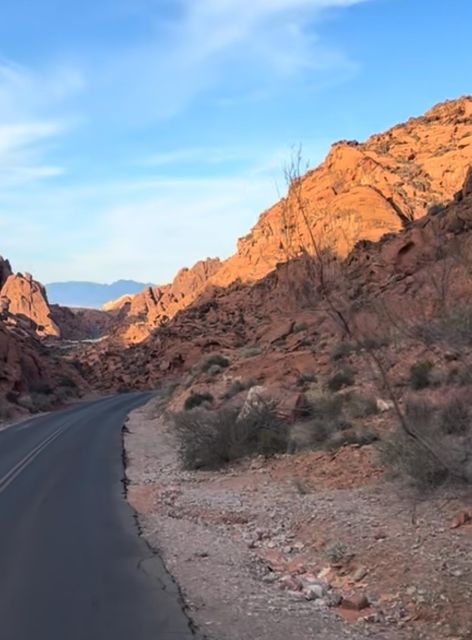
[111,96,472,344]
[78,167,472,397]
[1,272,60,337]
[111,257,222,343]
[0,257,12,289]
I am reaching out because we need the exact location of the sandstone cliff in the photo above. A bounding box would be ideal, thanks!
[111,96,472,343]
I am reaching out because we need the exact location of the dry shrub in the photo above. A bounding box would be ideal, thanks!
[200,354,230,373]
[173,401,288,470]
[379,398,472,492]
[0,396,14,421]
[184,392,214,411]
[327,366,355,392]
[222,379,256,400]
[330,341,356,361]
[415,305,472,349]
[409,360,434,390]
[344,392,379,419]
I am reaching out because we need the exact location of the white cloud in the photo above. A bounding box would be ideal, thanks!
[0,60,82,187]
[96,0,369,120]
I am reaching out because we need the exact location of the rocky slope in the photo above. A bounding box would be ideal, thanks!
[78,165,472,401]
[0,267,60,337]
[0,256,114,342]
[110,258,222,343]
[0,304,86,420]
[111,96,472,343]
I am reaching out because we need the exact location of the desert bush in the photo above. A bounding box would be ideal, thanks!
[288,419,330,451]
[416,305,472,349]
[0,397,13,421]
[31,393,55,412]
[239,346,263,358]
[379,399,472,491]
[207,364,223,376]
[305,389,344,422]
[409,360,434,390]
[174,402,288,470]
[222,379,256,400]
[439,398,470,435]
[184,392,214,411]
[327,367,355,392]
[330,341,356,361]
[448,365,472,387]
[200,354,230,373]
[327,542,351,565]
[328,427,379,450]
[5,391,17,404]
[428,202,446,216]
[295,371,317,387]
[28,381,53,395]
[344,392,379,419]
[59,376,77,388]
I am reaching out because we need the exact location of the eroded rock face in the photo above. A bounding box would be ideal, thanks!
[78,168,472,395]
[111,96,472,344]
[0,272,60,337]
[0,257,12,289]
[211,96,472,287]
[112,257,223,343]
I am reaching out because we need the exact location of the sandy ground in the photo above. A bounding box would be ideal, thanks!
[125,397,472,640]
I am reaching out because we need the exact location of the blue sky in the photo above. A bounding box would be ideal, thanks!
[0,0,471,283]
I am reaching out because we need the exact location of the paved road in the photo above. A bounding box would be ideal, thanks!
[0,394,195,640]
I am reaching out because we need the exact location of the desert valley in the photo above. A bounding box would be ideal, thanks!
[2,96,472,639]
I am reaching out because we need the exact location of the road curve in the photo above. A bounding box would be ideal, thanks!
[0,394,195,640]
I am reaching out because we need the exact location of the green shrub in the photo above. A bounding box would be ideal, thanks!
[184,392,214,411]
[409,360,434,390]
[200,354,230,373]
[174,402,288,470]
[327,367,355,392]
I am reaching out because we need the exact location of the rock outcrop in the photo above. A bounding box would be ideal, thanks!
[110,258,222,343]
[111,96,472,343]
[1,271,60,337]
[78,164,472,397]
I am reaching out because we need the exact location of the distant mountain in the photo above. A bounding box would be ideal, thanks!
[45,280,153,309]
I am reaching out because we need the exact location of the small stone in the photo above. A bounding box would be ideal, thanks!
[304,583,326,600]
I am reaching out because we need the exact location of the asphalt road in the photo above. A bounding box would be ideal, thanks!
[0,394,195,640]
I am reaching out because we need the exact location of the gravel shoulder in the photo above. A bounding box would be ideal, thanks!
[125,397,472,640]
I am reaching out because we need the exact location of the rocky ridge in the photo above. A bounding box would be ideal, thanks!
[109,96,472,343]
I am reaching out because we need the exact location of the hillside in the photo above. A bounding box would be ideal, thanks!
[110,96,472,343]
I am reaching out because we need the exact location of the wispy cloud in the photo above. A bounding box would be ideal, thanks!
[94,0,369,120]
[0,60,83,186]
